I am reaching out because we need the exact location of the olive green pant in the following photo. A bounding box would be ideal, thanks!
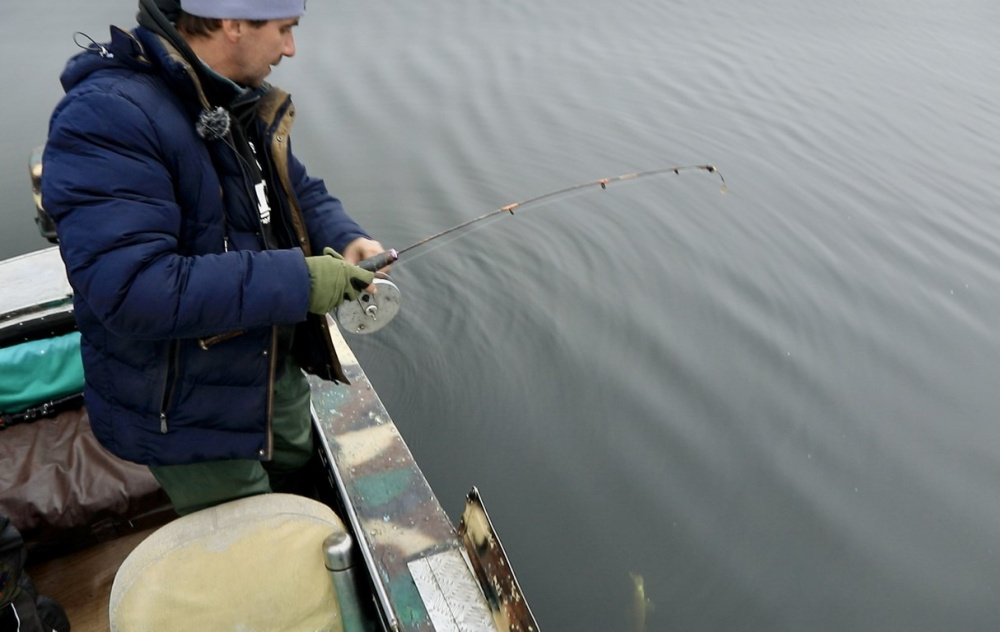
[149,355,314,516]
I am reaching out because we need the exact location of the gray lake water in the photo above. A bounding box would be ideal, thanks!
[4,1,1000,629]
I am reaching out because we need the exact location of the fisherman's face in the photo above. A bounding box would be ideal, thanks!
[229,17,299,87]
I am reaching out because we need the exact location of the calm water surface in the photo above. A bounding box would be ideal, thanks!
[4,1,1000,629]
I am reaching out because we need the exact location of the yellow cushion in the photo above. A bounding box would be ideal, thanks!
[109,493,345,632]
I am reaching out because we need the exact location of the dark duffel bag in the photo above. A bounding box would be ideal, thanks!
[0,514,69,632]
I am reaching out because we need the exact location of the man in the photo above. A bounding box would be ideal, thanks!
[41,0,387,515]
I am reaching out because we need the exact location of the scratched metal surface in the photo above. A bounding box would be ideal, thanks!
[310,322,491,631]
[459,488,539,632]
[0,246,72,331]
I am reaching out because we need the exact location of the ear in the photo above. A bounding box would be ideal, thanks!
[220,19,244,42]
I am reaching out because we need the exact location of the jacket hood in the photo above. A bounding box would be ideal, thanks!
[58,26,218,113]
[60,0,241,108]
[59,27,154,93]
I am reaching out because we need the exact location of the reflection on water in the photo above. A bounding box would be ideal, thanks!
[4,0,1000,629]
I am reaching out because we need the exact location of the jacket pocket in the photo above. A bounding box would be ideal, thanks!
[198,330,246,349]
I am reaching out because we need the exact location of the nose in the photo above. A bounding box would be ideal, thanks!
[283,32,296,57]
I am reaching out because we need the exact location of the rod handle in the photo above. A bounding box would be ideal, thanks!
[358,249,398,272]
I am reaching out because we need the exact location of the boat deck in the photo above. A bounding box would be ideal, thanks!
[27,526,159,632]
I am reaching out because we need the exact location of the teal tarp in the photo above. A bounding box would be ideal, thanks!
[0,332,84,413]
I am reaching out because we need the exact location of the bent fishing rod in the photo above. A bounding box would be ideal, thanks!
[336,164,727,333]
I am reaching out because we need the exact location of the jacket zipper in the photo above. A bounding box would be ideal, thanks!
[159,340,180,433]
[263,327,278,460]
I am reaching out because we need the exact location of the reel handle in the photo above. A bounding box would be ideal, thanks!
[358,249,399,272]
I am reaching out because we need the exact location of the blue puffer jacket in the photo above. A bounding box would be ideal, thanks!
[42,26,370,466]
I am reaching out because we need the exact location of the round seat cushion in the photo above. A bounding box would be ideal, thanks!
[109,493,346,632]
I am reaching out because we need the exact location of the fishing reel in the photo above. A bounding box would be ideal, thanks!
[335,249,402,335]
[336,277,401,335]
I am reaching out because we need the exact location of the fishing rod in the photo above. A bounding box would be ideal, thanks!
[336,164,726,333]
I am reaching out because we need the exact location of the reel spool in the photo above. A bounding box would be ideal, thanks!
[335,277,402,335]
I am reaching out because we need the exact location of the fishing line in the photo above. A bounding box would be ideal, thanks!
[395,213,509,268]
[338,164,726,333]
[362,164,726,271]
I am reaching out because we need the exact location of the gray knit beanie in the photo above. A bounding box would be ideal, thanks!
[181,0,306,19]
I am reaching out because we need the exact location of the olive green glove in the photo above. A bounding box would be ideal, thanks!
[304,247,377,314]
